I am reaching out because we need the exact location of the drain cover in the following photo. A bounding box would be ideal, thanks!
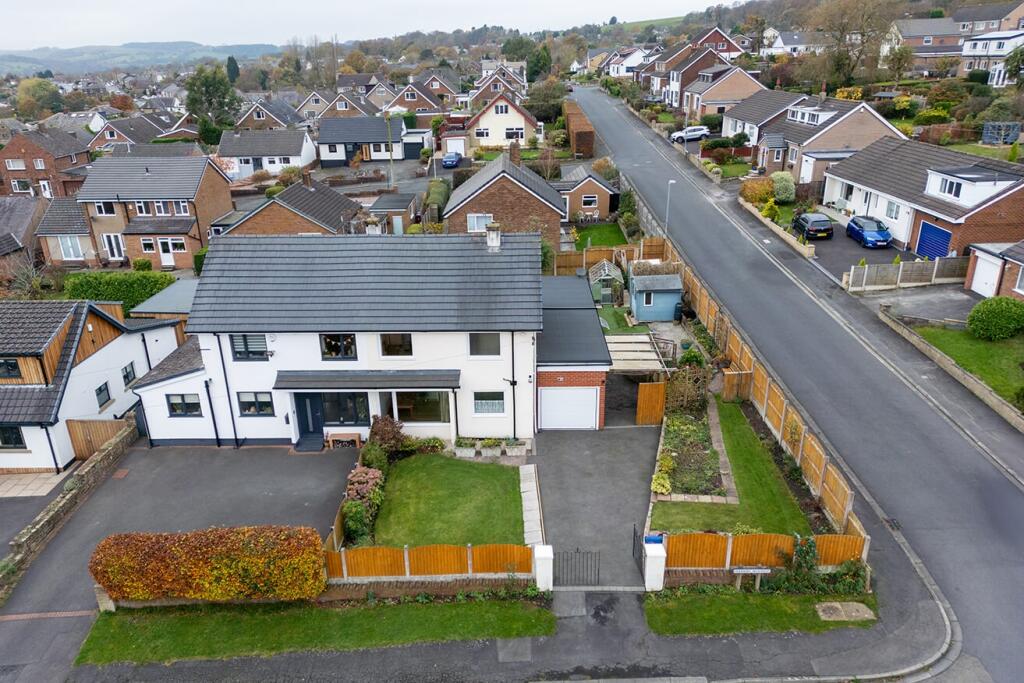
[883,517,901,531]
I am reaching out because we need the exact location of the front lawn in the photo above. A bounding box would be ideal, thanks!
[76,600,555,665]
[645,591,876,635]
[719,162,751,178]
[650,398,811,534]
[657,112,676,124]
[374,454,523,546]
[476,149,572,162]
[947,142,1016,162]
[917,326,1024,403]
[576,223,627,250]
[598,306,650,335]
[775,203,796,229]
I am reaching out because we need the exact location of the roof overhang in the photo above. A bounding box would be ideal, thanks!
[273,369,461,391]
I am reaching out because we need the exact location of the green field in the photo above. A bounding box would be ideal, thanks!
[608,16,687,32]
[947,143,1017,162]
[917,326,1024,403]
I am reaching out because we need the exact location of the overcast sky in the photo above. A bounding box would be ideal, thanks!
[5,0,716,51]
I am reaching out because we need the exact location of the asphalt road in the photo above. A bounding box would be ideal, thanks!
[575,86,1024,682]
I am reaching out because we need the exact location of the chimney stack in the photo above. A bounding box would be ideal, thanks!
[508,140,521,167]
[486,222,501,252]
[819,81,826,105]
[302,169,312,187]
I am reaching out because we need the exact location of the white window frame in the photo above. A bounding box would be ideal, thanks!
[505,127,525,140]
[939,177,962,198]
[581,195,599,208]
[495,103,509,114]
[885,200,900,221]
[491,82,501,92]
[404,91,417,101]
[10,179,31,193]
[5,159,25,170]
[39,180,51,198]
[33,158,45,170]
[773,148,783,162]
[1015,266,1024,294]
[175,200,189,215]
[336,100,349,110]
[168,237,186,252]
[788,147,798,163]
[923,36,933,45]
[312,96,321,105]
[58,235,83,260]
[105,129,117,139]
[154,201,170,216]
[103,233,125,261]
[280,157,291,164]
[135,201,151,216]
[254,109,266,120]
[94,201,116,216]
[467,213,493,233]
[141,237,155,253]
[472,390,506,416]
[643,291,654,306]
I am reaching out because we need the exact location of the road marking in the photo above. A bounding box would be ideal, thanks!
[0,610,95,622]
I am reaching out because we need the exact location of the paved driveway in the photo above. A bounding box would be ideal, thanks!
[530,427,659,587]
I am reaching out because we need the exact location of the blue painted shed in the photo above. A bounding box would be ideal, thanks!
[629,272,683,322]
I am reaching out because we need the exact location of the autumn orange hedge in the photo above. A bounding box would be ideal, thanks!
[89,525,325,602]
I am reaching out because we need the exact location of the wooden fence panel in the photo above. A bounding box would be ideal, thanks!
[845,511,867,538]
[800,435,827,494]
[781,404,805,456]
[636,382,667,425]
[751,362,769,412]
[345,546,406,577]
[730,533,795,567]
[815,534,865,566]
[706,300,719,335]
[665,533,728,568]
[764,383,785,435]
[472,544,533,574]
[409,544,470,576]
[727,330,743,364]
[820,463,852,527]
[324,550,344,578]
[66,419,127,460]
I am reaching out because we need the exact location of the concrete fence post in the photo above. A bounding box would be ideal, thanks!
[340,547,348,579]
[403,545,410,577]
[466,544,473,575]
[860,535,872,563]
[932,258,940,284]
[795,430,806,465]
[724,533,733,570]
[897,260,905,288]
[643,543,666,592]
[533,545,554,591]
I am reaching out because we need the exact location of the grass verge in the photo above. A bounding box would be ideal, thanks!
[598,306,649,334]
[76,600,555,665]
[645,591,877,635]
[917,326,1024,403]
[374,454,523,546]
[651,397,811,534]
[576,223,627,249]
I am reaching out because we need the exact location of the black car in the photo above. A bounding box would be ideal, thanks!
[791,212,835,240]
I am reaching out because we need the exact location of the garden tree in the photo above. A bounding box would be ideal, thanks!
[636,24,658,43]
[16,78,63,118]
[63,90,91,112]
[34,69,54,79]
[502,35,536,61]
[934,56,961,78]
[185,65,242,126]
[344,49,368,73]
[1005,45,1024,90]
[609,16,618,25]
[235,66,269,91]
[524,77,566,122]
[109,94,134,111]
[226,55,240,84]
[812,0,893,85]
[419,48,434,61]
[527,44,552,81]
[742,14,768,56]
[930,8,945,17]
[197,118,222,146]
[886,45,913,83]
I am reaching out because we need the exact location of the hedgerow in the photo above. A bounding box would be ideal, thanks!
[65,271,175,313]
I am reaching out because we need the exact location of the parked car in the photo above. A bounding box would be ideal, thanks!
[846,216,893,248]
[441,152,462,168]
[670,126,711,143]
[791,212,835,240]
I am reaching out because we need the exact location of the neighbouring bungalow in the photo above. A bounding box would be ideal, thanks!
[722,89,807,144]
[222,174,367,236]
[317,117,405,167]
[550,166,619,221]
[318,92,380,120]
[368,193,419,235]
[216,129,316,181]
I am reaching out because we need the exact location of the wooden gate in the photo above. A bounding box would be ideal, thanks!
[635,381,666,425]
[66,419,126,460]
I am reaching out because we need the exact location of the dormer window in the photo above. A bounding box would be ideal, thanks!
[254,109,266,120]
[0,358,20,378]
[997,41,1006,49]
[312,97,321,105]
[807,113,819,124]
[939,178,962,198]
[923,36,933,45]
[788,109,798,121]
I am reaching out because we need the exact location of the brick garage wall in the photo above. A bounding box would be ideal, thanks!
[909,188,1024,256]
[964,248,980,292]
[998,261,1024,300]
[537,370,607,429]
[229,202,330,235]
[445,176,563,247]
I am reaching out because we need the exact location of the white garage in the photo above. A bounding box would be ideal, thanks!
[969,247,1007,298]
[538,386,600,430]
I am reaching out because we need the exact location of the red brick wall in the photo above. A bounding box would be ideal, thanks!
[229,202,331,235]
[122,232,203,270]
[537,370,607,429]
[909,188,1024,256]
[0,134,86,197]
[998,261,1024,300]
[445,175,563,247]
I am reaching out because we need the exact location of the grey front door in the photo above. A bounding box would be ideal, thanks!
[295,393,324,435]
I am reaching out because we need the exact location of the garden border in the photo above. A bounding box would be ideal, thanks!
[737,197,816,259]
[651,394,738,505]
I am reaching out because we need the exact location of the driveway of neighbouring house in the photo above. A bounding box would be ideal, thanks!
[0,443,356,683]
[530,427,659,587]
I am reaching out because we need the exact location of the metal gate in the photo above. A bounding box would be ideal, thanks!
[553,549,600,586]
[632,524,645,573]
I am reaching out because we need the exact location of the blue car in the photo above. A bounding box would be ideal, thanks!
[441,152,462,168]
[846,216,893,248]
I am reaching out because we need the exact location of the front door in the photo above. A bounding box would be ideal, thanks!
[157,238,175,268]
[295,393,325,436]
[252,157,264,171]
[392,215,403,235]
[39,180,52,199]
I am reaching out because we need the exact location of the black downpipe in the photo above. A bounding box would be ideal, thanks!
[140,333,152,371]
[452,390,460,438]
[214,333,240,448]
[43,425,60,473]
[204,379,222,447]
[509,331,517,440]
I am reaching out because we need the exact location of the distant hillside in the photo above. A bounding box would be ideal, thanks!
[608,16,689,32]
[0,41,280,75]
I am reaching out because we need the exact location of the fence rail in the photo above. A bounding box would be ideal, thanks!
[845,256,969,292]
[664,532,865,569]
[323,543,532,581]
[553,236,677,274]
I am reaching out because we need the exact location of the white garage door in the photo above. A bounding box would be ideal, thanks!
[446,138,466,155]
[539,387,599,430]
[970,251,1003,298]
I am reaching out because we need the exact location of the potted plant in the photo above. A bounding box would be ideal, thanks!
[454,437,478,459]
[504,438,528,457]
[479,438,503,458]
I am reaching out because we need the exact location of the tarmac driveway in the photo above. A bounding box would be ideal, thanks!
[530,427,659,587]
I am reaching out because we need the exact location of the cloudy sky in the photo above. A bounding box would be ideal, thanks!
[5,0,714,50]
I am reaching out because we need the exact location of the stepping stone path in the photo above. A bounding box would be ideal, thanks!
[519,464,544,545]
[815,601,877,622]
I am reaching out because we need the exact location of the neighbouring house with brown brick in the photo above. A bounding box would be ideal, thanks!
[882,18,963,72]
[663,47,729,109]
[0,129,90,198]
[36,156,232,270]
[296,91,332,122]
[823,136,1024,256]
[235,98,305,131]
[415,69,461,106]
[221,174,367,236]
[647,44,697,101]
[964,240,1024,299]
[317,92,380,120]
[550,166,619,221]
[469,72,524,110]
[0,196,45,280]
[682,65,764,120]
[385,82,445,115]
[690,27,747,61]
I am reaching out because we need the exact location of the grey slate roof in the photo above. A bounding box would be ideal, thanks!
[21,128,89,158]
[245,99,304,127]
[36,198,90,236]
[77,156,215,201]
[895,17,959,37]
[537,276,612,366]
[134,336,204,389]
[186,234,543,333]
[762,133,786,149]
[776,31,827,46]
[257,180,363,233]
[444,154,566,218]
[549,165,618,193]
[122,217,196,235]
[954,2,1018,22]
[218,129,307,157]
[760,97,862,146]
[131,278,199,315]
[370,193,417,212]
[0,197,40,256]
[104,116,166,144]
[336,73,378,90]
[633,273,683,291]
[825,136,1024,220]
[109,142,203,157]
[725,90,807,126]
[684,66,736,94]
[274,369,461,390]
[1002,239,1024,265]
[0,300,77,354]
[326,92,380,116]
[318,117,403,145]
[400,82,443,108]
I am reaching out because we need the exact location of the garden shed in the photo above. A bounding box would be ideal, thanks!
[629,268,683,322]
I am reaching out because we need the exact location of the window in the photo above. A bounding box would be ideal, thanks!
[238,391,275,416]
[280,157,291,164]
[239,157,252,165]
[267,157,277,165]
[94,201,115,216]
[885,200,900,220]
[473,391,505,414]
[71,153,77,164]
[396,391,449,422]
[320,333,357,360]
[467,213,493,233]
[174,200,189,215]
[305,110,316,119]
[990,20,999,28]
[491,82,501,91]
[469,332,500,356]
[961,22,971,31]
[495,103,509,114]
[105,130,117,139]
[33,158,45,170]
[772,148,783,162]
[169,238,186,252]
[372,143,383,153]
[95,382,111,408]
[103,233,124,261]
[152,200,169,216]
[997,41,1006,49]
[1016,266,1024,293]
[381,333,413,356]
[431,80,440,89]
[141,238,155,253]
[121,361,136,387]
[475,128,489,138]
[404,91,417,100]
[254,109,266,120]
[58,235,83,260]
[4,159,25,170]
[841,182,854,201]
[718,42,726,49]
[643,291,654,306]
[135,201,151,216]
[582,194,599,208]
[807,113,819,124]
[336,100,349,110]
[230,333,268,360]
[939,177,962,198]
[0,426,25,449]
[788,147,798,162]
[167,393,202,416]
[312,96,321,105]
[505,127,525,139]
[328,144,338,153]
[923,36,933,45]
[787,109,798,120]
[11,179,30,193]
[322,392,371,425]
[0,358,20,378]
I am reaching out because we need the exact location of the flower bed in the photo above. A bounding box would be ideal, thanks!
[652,411,722,496]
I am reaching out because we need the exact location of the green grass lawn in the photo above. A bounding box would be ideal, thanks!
[651,397,811,534]
[476,149,571,161]
[645,592,876,635]
[598,306,650,335]
[610,15,686,31]
[76,601,555,665]
[775,203,796,228]
[917,326,1024,403]
[720,162,751,178]
[947,142,1017,162]
[576,223,627,250]
[657,112,676,124]
[374,454,523,546]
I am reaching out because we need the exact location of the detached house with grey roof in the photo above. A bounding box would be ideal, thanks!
[217,129,316,180]
[317,117,405,167]
[235,98,306,131]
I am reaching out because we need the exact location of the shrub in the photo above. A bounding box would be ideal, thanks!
[1009,141,1019,163]
[710,148,732,165]
[426,177,451,209]
[651,472,671,495]
[541,239,554,272]
[969,82,993,98]
[193,246,208,276]
[368,414,406,453]
[619,211,638,234]
[277,166,302,187]
[913,108,951,125]
[249,169,272,183]
[265,185,285,198]
[760,198,780,222]
[966,296,1024,341]
[699,113,722,132]
[592,156,618,180]
[345,465,385,516]
[967,69,991,84]
[420,147,432,162]
[415,436,446,453]
[770,171,795,203]
[526,135,538,149]
[88,525,324,602]
[835,86,863,101]
[342,501,371,545]
[678,347,704,367]
[547,129,568,148]
[739,177,774,205]
[360,442,389,476]
[1014,386,1024,412]
[65,271,175,314]
[131,258,152,271]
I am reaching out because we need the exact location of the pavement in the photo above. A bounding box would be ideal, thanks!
[574,86,1024,681]
[860,284,982,321]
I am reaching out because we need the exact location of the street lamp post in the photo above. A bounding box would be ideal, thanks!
[665,179,677,229]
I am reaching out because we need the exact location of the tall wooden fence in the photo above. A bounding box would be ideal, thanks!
[323,543,533,581]
[664,532,866,569]
[66,418,131,461]
[554,236,679,274]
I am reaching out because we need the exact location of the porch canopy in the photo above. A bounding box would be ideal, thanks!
[273,369,461,391]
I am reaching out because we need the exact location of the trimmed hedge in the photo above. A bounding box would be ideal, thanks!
[65,271,175,313]
[966,296,1024,341]
[193,246,208,276]
[89,526,325,602]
